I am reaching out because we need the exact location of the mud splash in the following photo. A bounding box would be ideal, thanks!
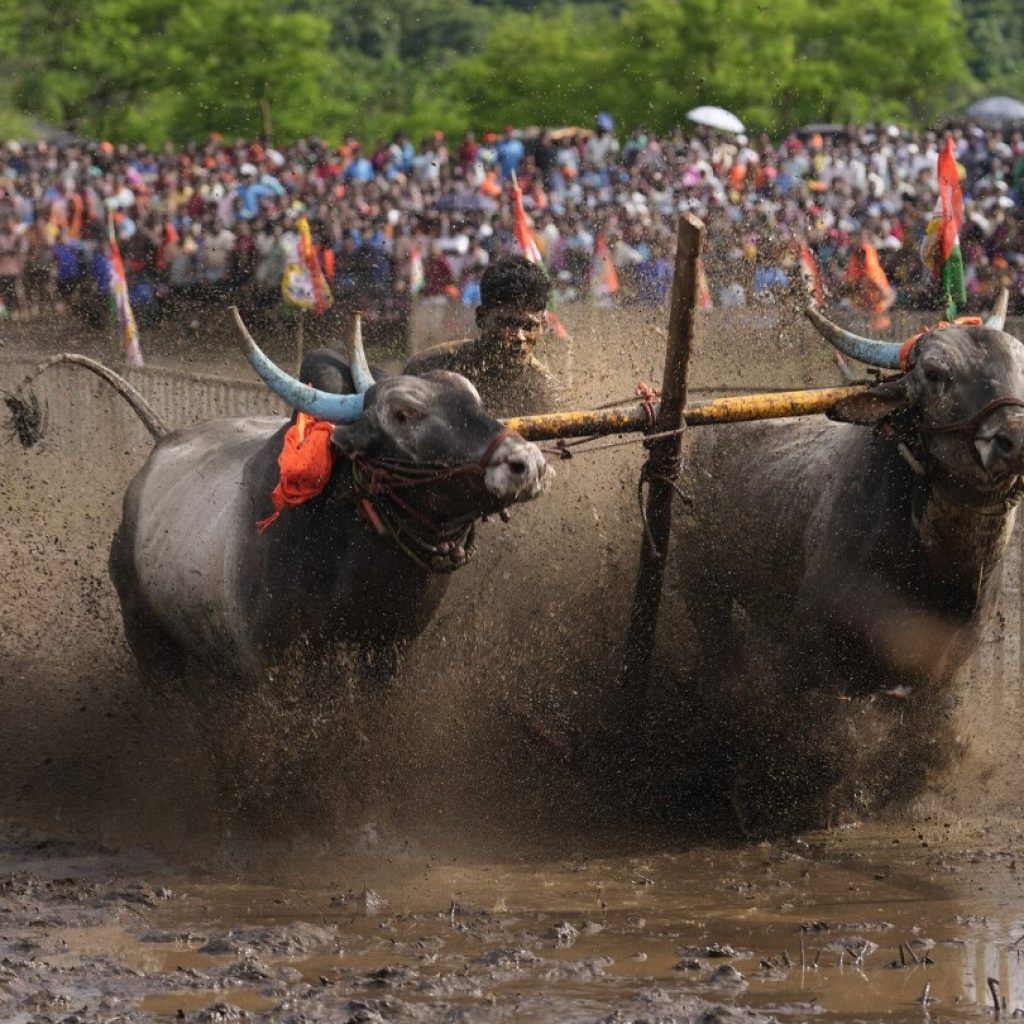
[3,305,1024,1019]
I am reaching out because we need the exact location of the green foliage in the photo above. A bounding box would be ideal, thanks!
[0,0,1015,145]
[961,0,1024,97]
[789,0,971,126]
[438,8,618,130]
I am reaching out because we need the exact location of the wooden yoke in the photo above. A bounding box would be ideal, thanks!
[501,385,867,441]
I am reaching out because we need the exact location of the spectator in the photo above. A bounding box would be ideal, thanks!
[402,254,560,416]
[0,213,26,317]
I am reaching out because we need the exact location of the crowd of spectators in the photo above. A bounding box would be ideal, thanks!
[1,115,1023,345]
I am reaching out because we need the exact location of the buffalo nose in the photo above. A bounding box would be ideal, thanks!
[976,416,1024,478]
[483,437,552,501]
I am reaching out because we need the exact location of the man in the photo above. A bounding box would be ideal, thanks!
[402,254,561,417]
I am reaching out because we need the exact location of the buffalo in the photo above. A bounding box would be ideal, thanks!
[11,312,551,688]
[666,292,1024,828]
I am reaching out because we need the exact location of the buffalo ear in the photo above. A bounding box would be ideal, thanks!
[330,417,379,457]
[828,377,911,425]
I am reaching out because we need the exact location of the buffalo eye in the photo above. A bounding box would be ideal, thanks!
[923,365,949,386]
[393,407,420,425]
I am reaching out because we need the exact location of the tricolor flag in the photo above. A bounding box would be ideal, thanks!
[922,135,966,319]
[298,215,332,315]
[590,233,620,300]
[108,215,144,367]
[510,178,569,340]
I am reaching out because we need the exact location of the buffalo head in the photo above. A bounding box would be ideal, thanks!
[807,292,1024,494]
[330,371,552,517]
[231,307,551,527]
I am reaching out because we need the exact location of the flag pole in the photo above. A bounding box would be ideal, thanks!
[107,211,119,360]
[295,309,306,375]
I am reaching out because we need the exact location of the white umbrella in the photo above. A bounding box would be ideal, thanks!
[965,96,1024,126]
[686,105,745,134]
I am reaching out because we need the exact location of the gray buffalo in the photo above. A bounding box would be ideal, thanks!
[667,293,1024,826]
[11,312,551,686]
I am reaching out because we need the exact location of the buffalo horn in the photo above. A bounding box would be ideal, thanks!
[347,312,374,394]
[985,288,1009,331]
[804,303,903,370]
[229,307,365,422]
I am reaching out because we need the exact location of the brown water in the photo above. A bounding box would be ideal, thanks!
[3,818,1021,1022]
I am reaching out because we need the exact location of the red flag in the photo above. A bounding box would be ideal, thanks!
[511,183,543,265]
[590,234,620,298]
[937,136,963,265]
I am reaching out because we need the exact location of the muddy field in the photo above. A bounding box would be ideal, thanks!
[2,303,1024,1022]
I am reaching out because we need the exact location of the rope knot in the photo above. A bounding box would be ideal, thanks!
[636,380,659,431]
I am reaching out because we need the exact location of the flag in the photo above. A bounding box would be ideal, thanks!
[409,247,425,295]
[799,243,824,306]
[590,233,620,300]
[297,215,332,315]
[921,135,966,319]
[511,181,543,265]
[108,216,144,367]
[510,179,569,340]
[846,242,895,330]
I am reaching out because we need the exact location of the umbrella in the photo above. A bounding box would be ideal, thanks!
[797,123,849,139]
[686,106,745,134]
[966,96,1024,126]
[435,191,498,214]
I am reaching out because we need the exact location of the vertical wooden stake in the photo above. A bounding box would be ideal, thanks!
[618,213,705,708]
[295,309,306,375]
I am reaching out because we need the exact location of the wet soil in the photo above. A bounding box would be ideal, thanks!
[2,817,1024,1022]
[4,305,1024,1021]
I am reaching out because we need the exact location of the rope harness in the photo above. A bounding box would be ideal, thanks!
[259,418,523,575]
[879,320,1024,515]
[348,428,518,574]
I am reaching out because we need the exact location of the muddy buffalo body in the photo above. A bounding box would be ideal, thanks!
[668,296,1024,828]
[11,316,551,687]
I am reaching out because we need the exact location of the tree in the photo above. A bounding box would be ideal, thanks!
[961,0,1024,97]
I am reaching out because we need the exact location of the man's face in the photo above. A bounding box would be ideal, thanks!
[478,305,547,359]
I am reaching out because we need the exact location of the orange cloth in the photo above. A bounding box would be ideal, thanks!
[256,413,336,532]
[898,316,983,372]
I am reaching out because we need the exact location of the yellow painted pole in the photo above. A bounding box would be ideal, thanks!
[501,385,867,441]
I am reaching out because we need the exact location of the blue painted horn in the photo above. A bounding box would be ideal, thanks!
[804,303,902,370]
[985,288,1008,331]
[347,312,374,394]
[229,307,366,422]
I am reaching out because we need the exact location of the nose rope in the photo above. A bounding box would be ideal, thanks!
[919,396,1024,436]
[348,428,528,574]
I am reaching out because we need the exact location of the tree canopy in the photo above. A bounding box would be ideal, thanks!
[0,0,1015,145]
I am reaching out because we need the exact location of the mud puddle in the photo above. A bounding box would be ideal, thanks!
[1,818,1022,1022]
